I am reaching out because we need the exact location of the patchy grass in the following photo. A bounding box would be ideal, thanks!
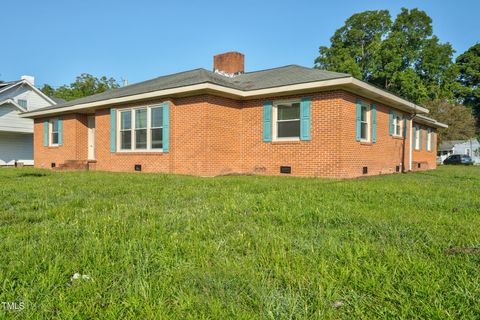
[0,166,479,319]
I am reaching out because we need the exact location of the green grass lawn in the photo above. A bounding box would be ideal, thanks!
[1,166,479,319]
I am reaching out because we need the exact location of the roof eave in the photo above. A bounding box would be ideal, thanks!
[20,77,429,118]
[414,115,448,128]
[0,98,27,112]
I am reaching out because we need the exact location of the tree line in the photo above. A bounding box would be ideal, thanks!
[41,74,120,102]
[39,9,478,144]
[315,8,479,143]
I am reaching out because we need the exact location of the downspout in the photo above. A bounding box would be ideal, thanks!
[408,113,416,172]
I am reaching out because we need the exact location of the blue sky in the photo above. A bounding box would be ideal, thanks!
[2,0,479,88]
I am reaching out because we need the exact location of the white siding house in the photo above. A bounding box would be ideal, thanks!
[437,138,480,164]
[0,76,56,165]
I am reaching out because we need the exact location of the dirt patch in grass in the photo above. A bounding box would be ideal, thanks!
[444,247,480,255]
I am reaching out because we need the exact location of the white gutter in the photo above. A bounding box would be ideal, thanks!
[21,76,430,118]
[414,114,448,129]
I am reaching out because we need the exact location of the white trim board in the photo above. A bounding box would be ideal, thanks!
[21,77,431,118]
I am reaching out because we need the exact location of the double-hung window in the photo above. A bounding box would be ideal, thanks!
[118,106,164,151]
[120,110,132,150]
[426,129,432,151]
[274,101,300,140]
[414,125,420,150]
[360,103,370,142]
[392,112,403,137]
[50,118,59,146]
[135,109,147,149]
[150,107,163,149]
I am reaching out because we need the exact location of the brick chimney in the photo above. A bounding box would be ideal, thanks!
[213,52,244,76]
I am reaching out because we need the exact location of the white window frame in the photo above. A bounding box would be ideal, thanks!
[426,129,432,151]
[119,110,132,151]
[49,118,59,147]
[134,108,148,150]
[272,99,301,141]
[116,105,164,152]
[17,99,28,110]
[150,107,164,149]
[392,111,403,137]
[414,125,420,150]
[360,102,371,142]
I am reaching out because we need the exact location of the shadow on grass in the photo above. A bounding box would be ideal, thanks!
[17,172,50,178]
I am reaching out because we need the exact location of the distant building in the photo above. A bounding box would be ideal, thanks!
[0,76,56,165]
[438,138,480,164]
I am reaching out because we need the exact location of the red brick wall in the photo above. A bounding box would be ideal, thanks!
[93,100,172,173]
[33,90,438,177]
[339,92,411,178]
[411,123,437,171]
[34,114,87,168]
[240,92,343,177]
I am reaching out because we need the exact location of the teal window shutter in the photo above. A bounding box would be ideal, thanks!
[58,118,63,146]
[162,102,170,152]
[389,110,393,136]
[431,129,435,151]
[419,127,423,150]
[43,120,49,147]
[413,125,417,149]
[403,115,408,137]
[355,99,361,141]
[262,101,272,142]
[110,108,116,153]
[371,103,377,143]
[300,97,311,141]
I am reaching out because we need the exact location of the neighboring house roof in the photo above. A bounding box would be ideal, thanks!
[0,79,57,106]
[0,81,20,92]
[0,98,27,112]
[21,65,435,119]
[439,139,479,152]
[438,141,459,152]
[52,97,66,104]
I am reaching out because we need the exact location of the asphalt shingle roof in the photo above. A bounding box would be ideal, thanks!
[30,65,350,112]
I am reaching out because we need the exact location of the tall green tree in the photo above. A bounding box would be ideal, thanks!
[315,8,457,104]
[315,10,391,80]
[41,74,120,101]
[424,100,476,143]
[455,43,480,122]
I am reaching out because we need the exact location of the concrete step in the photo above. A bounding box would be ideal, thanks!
[54,160,89,171]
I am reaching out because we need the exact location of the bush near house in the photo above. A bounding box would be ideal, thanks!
[0,166,479,319]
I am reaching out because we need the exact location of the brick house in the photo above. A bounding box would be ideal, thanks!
[22,52,447,178]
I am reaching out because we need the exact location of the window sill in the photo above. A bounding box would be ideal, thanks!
[270,140,303,145]
[272,137,301,142]
[47,145,60,148]
[392,135,404,140]
[115,150,164,155]
[359,141,372,146]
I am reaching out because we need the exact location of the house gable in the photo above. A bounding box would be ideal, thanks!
[0,81,55,112]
